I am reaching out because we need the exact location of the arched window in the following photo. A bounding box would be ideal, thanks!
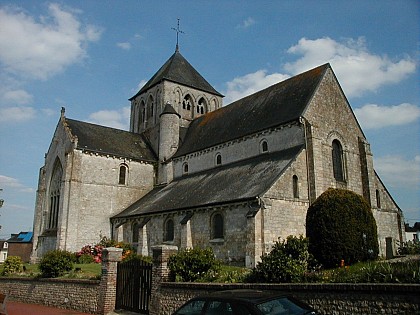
[164,219,174,242]
[376,189,381,209]
[332,139,345,182]
[147,95,154,118]
[119,164,128,185]
[140,100,145,123]
[260,140,269,153]
[215,153,222,166]
[293,175,299,199]
[132,222,140,243]
[197,97,206,115]
[212,213,224,239]
[48,159,63,230]
[182,94,192,111]
[183,163,189,174]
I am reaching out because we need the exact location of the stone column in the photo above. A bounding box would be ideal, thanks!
[149,245,178,315]
[97,247,123,315]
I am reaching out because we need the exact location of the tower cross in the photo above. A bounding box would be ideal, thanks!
[171,18,185,52]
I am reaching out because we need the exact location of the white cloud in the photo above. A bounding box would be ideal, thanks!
[374,155,420,189]
[117,42,131,50]
[284,37,416,97]
[88,106,130,130]
[0,106,36,123]
[1,89,33,105]
[0,175,34,193]
[236,17,255,29]
[223,36,416,104]
[355,103,420,129]
[224,70,289,104]
[0,3,102,80]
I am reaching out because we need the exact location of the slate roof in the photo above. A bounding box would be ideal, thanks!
[113,144,304,218]
[174,63,329,157]
[405,223,420,232]
[65,118,157,162]
[129,50,223,100]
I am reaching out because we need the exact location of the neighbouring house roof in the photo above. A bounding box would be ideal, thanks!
[173,63,329,157]
[7,231,33,243]
[65,118,157,162]
[405,222,420,232]
[113,144,304,219]
[130,50,223,100]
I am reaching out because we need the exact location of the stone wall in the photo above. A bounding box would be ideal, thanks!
[149,246,420,315]
[172,122,304,178]
[157,282,420,315]
[0,277,100,313]
[31,115,156,261]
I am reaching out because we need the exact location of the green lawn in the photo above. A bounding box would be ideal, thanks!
[0,262,102,279]
[1,257,418,283]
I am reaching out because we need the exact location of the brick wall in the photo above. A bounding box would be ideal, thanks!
[0,277,100,313]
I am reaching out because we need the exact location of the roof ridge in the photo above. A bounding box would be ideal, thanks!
[174,63,329,157]
[129,50,223,100]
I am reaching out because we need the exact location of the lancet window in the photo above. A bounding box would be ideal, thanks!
[48,159,63,230]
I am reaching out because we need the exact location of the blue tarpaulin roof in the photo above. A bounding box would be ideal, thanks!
[7,231,33,243]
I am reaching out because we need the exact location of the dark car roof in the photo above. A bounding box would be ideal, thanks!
[208,289,280,303]
[197,290,311,307]
[175,290,316,315]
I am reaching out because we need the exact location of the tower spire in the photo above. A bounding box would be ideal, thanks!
[171,18,185,52]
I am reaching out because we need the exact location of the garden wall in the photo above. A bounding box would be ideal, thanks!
[157,282,420,315]
[0,277,100,314]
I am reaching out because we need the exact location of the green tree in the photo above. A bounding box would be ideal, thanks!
[248,235,311,283]
[306,188,379,268]
[168,247,221,282]
[1,256,23,275]
[39,250,74,278]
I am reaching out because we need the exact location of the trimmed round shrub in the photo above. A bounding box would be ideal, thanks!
[39,250,74,278]
[1,256,23,275]
[306,188,379,268]
[168,247,221,282]
[248,235,311,283]
[77,253,95,264]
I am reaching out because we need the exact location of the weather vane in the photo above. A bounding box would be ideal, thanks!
[171,18,185,52]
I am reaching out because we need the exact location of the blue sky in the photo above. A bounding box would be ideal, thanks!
[0,1,419,239]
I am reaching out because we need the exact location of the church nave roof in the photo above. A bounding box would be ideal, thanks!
[65,118,157,162]
[113,144,303,218]
[174,63,329,158]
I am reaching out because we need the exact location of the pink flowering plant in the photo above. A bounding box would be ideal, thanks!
[76,236,136,263]
[76,244,103,263]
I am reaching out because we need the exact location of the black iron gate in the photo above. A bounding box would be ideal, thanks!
[116,259,152,314]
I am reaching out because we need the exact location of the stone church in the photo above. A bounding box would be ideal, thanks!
[31,47,405,267]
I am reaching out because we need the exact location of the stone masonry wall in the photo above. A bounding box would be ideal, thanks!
[157,282,420,315]
[303,68,403,256]
[64,151,154,252]
[32,117,156,260]
[0,277,100,313]
[123,203,251,265]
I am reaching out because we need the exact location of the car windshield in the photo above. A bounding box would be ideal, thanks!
[256,297,311,315]
[174,299,205,315]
